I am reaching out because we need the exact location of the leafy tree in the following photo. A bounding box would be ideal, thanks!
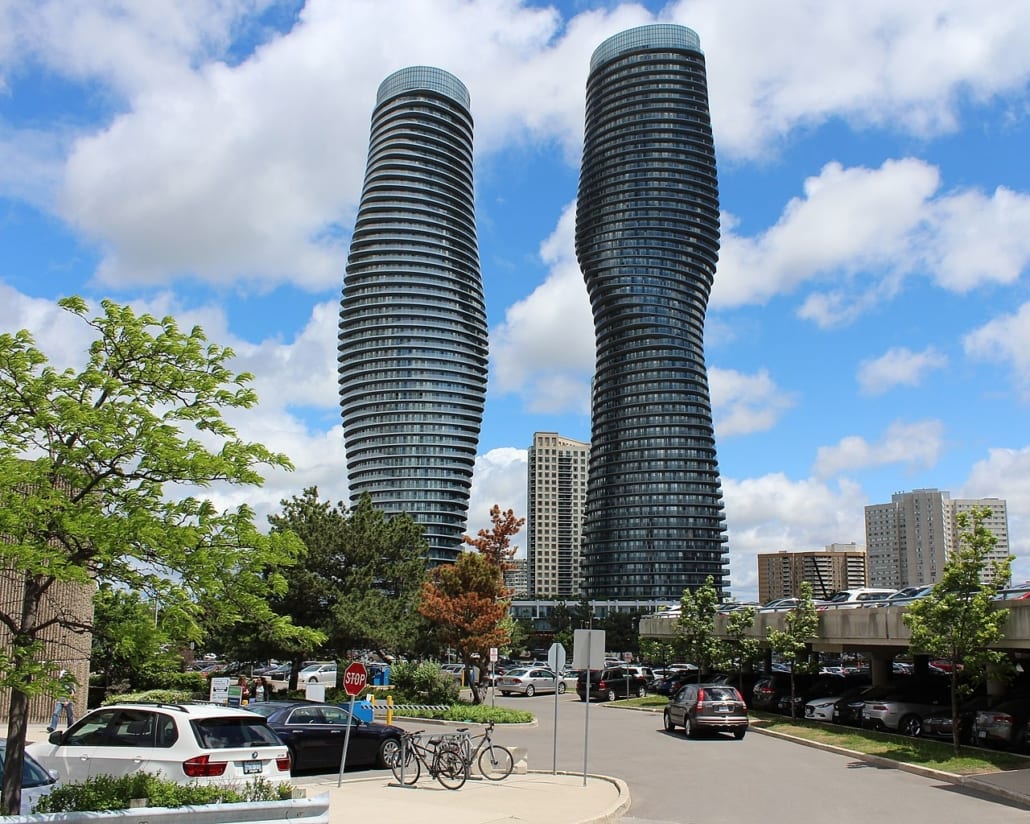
[722,605,761,694]
[549,601,575,651]
[418,551,510,705]
[90,587,183,692]
[904,506,1013,752]
[766,581,820,720]
[463,505,524,570]
[676,577,723,679]
[601,610,640,657]
[222,489,428,686]
[504,615,534,659]
[639,639,675,671]
[0,297,311,815]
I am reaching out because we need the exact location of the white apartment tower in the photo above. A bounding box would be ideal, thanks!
[527,432,590,598]
[865,490,1010,588]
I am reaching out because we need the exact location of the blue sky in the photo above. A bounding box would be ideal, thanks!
[2,0,1030,601]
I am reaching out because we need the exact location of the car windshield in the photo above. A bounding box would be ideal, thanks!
[244,704,277,718]
[506,669,530,676]
[0,747,55,788]
[191,717,282,748]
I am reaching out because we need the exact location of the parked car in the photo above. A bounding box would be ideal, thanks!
[806,682,872,722]
[921,691,998,744]
[751,673,823,712]
[245,701,403,771]
[0,739,60,814]
[27,702,290,784]
[577,667,649,701]
[497,667,565,696]
[651,670,696,696]
[972,696,1030,751]
[663,683,748,739]
[877,585,935,608]
[777,674,868,717]
[298,662,337,685]
[860,680,949,736]
[818,588,897,610]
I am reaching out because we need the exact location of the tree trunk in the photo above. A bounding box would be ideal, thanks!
[2,688,31,816]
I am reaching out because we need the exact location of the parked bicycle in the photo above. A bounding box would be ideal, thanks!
[388,729,468,790]
[454,719,514,780]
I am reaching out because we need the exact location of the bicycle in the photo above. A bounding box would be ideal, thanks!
[388,729,468,790]
[454,719,514,780]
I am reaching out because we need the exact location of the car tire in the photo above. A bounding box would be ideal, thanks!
[664,711,676,731]
[525,685,536,697]
[637,685,646,698]
[606,689,617,702]
[287,746,299,773]
[684,716,697,739]
[899,714,922,737]
[377,737,400,769]
[734,729,746,740]
[501,691,510,696]
[579,695,587,702]
[557,682,566,694]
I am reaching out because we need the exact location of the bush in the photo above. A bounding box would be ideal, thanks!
[102,688,201,705]
[393,704,532,724]
[32,773,292,813]
[388,661,460,704]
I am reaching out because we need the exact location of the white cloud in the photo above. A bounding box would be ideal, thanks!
[812,419,945,478]
[960,446,1030,582]
[857,346,949,395]
[722,473,867,600]
[964,301,1030,398]
[466,448,529,548]
[710,367,795,436]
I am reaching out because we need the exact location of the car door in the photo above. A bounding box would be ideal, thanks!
[282,705,336,769]
[44,708,149,781]
[322,705,375,767]
[670,685,694,726]
[530,669,555,693]
[86,709,158,779]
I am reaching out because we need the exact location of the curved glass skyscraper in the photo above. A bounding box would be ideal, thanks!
[576,25,728,600]
[339,66,488,565]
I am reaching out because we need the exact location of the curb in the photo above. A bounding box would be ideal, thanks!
[526,771,632,824]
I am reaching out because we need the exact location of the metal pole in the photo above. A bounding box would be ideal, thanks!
[583,631,591,786]
[337,694,357,787]
[552,669,559,774]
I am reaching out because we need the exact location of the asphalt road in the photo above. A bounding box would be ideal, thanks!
[485,691,1030,824]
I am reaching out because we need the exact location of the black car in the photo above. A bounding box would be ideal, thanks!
[652,671,697,696]
[246,701,403,772]
[751,673,821,712]
[576,667,649,701]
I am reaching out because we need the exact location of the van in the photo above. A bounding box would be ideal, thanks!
[819,588,897,610]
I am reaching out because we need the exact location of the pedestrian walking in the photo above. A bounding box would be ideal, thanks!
[47,670,76,732]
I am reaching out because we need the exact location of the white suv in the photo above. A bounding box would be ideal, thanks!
[27,702,290,784]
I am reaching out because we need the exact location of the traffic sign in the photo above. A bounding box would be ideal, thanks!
[342,661,367,697]
[547,642,567,674]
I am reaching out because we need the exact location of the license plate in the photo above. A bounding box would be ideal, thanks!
[716,706,730,713]
[243,761,262,774]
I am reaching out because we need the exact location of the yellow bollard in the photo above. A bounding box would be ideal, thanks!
[386,693,393,725]
[369,693,376,716]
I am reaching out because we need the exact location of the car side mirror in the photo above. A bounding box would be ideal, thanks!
[48,730,64,745]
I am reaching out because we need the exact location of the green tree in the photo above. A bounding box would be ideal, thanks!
[766,582,820,720]
[0,297,311,815]
[676,577,723,679]
[90,586,182,692]
[246,489,426,685]
[904,506,1013,752]
[549,601,575,651]
[602,610,640,657]
[722,605,761,694]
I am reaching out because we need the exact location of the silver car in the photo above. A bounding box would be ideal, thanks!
[0,739,60,814]
[497,667,565,697]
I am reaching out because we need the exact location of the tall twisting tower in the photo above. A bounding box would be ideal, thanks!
[339,66,488,565]
[576,24,728,599]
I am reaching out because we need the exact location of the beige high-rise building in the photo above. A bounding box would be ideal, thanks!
[527,432,589,598]
[865,490,1010,588]
[757,544,867,603]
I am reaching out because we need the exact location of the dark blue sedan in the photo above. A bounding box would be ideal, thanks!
[246,701,403,773]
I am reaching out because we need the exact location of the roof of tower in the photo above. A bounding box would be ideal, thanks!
[377,66,470,109]
[590,23,702,71]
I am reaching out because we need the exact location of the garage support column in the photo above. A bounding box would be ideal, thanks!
[869,651,893,685]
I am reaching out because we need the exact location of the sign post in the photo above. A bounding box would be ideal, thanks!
[489,647,498,708]
[573,629,605,787]
[337,661,368,787]
[547,642,567,774]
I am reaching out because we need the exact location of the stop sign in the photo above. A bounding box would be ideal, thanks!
[343,661,367,697]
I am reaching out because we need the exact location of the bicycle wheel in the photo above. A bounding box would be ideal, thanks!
[434,748,468,790]
[389,741,420,785]
[477,744,514,780]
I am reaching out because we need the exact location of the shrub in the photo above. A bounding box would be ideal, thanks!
[32,773,292,813]
[388,661,460,704]
[102,688,201,705]
[394,704,532,724]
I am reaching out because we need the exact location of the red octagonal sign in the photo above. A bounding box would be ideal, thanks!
[343,661,367,697]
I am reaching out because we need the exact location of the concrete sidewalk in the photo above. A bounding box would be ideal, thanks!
[300,771,630,824]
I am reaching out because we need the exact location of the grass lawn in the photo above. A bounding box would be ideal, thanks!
[615,697,1030,775]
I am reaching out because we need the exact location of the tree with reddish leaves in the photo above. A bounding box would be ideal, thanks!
[419,551,510,704]
[463,505,525,571]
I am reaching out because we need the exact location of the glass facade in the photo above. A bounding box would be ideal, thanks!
[576,24,728,600]
[338,66,488,565]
